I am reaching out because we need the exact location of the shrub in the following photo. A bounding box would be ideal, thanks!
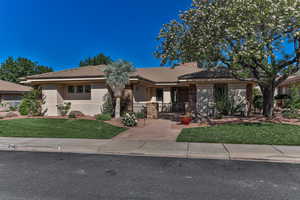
[57,102,71,116]
[121,112,138,127]
[19,89,45,116]
[285,86,300,111]
[253,95,263,111]
[135,112,145,119]
[19,99,31,115]
[69,110,84,118]
[95,113,112,121]
[215,90,245,116]
[68,113,76,119]
[101,93,114,116]
[282,110,300,119]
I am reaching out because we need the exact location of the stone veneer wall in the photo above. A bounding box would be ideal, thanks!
[146,102,158,119]
[196,84,214,116]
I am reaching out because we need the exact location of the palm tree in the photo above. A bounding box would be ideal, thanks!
[103,60,135,119]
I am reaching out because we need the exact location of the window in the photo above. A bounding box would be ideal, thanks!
[68,86,75,93]
[77,85,84,93]
[156,88,164,102]
[68,85,91,94]
[85,85,91,93]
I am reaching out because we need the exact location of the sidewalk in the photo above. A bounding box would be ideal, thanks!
[1,137,300,164]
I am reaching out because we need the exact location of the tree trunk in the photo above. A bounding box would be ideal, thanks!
[261,86,275,119]
[115,97,121,119]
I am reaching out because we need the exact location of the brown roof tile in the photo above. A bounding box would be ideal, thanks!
[0,80,31,93]
[26,65,107,79]
[25,62,202,83]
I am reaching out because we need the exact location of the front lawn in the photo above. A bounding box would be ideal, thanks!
[0,118,126,139]
[177,122,300,145]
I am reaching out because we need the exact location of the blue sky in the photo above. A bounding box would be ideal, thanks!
[0,0,191,71]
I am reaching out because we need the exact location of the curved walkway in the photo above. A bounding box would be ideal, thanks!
[113,119,181,141]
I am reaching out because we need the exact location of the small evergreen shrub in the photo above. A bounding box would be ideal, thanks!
[9,106,18,111]
[68,113,77,119]
[253,95,263,111]
[19,89,45,116]
[19,99,31,115]
[57,102,71,116]
[121,112,138,127]
[101,93,114,116]
[69,110,84,118]
[282,110,300,119]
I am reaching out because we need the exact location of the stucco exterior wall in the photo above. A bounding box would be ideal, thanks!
[42,84,60,116]
[41,83,108,116]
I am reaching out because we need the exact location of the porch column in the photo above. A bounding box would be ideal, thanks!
[163,87,171,104]
[196,84,214,116]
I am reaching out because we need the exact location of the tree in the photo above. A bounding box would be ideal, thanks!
[156,0,300,118]
[79,53,112,67]
[0,57,52,83]
[103,60,135,119]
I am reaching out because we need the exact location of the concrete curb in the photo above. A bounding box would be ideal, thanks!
[1,141,300,164]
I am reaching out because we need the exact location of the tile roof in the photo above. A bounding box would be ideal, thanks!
[25,65,107,79]
[0,80,32,93]
[179,67,234,80]
[25,62,202,83]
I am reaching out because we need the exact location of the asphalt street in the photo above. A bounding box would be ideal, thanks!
[0,151,299,200]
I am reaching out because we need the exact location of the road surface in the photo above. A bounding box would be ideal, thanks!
[0,151,299,200]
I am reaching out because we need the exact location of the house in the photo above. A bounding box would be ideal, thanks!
[21,62,255,117]
[0,80,32,109]
[277,72,300,96]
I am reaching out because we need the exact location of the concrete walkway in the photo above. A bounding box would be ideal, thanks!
[1,137,300,164]
[113,119,181,141]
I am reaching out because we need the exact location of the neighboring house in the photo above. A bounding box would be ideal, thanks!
[277,73,300,96]
[21,62,255,117]
[0,80,31,109]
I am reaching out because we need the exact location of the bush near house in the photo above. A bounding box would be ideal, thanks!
[19,89,45,116]
[68,110,84,119]
[122,112,138,127]
[57,102,71,116]
[281,86,300,119]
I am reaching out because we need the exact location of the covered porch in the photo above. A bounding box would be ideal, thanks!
[131,81,253,120]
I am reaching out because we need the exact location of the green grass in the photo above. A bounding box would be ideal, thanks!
[0,118,127,139]
[177,122,300,145]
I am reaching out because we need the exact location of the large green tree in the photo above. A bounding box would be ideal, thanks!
[156,0,300,118]
[79,53,112,67]
[103,60,135,119]
[0,57,52,83]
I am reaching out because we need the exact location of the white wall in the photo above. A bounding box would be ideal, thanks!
[42,83,108,116]
[63,83,108,116]
[42,84,60,116]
